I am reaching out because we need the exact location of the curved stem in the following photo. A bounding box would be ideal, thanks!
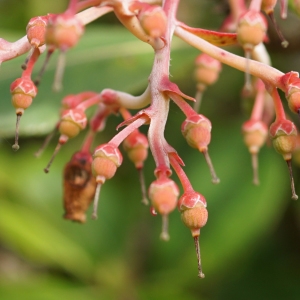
[175,26,285,90]
[169,153,194,192]
[270,88,286,121]
[76,94,102,111]
[251,79,265,121]
[109,117,147,147]
[169,91,196,118]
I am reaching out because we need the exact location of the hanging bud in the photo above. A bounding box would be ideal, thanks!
[178,190,208,236]
[10,78,37,115]
[193,54,222,112]
[182,115,219,184]
[92,143,123,183]
[45,14,84,50]
[178,190,208,278]
[123,131,149,169]
[194,53,222,91]
[21,15,49,70]
[243,120,268,154]
[182,114,211,152]
[63,151,96,223]
[10,77,38,151]
[26,16,48,48]
[237,10,267,92]
[91,143,123,219]
[237,10,267,51]
[270,119,298,200]
[138,5,167,38]
[45,13,84,91]
[242,120,268,184]
[269,119,297,160]
[285,80,300,115]
[59,108,87,140]
[44,109,87,173]
[148,176,179,241]
[123,131,149,205]
[262,0,288,47]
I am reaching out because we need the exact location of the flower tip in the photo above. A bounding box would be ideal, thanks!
[160,231,170,241]
[12,144,20,151]
[292,194,298,201]
[91,212,98,220]
[281,40,289,48]
[141,197,149,205]
[198,272,205,279]
[253,177,260,186]
[212,177,220,184]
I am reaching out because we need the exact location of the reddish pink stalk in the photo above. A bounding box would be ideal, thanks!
[76,94,102,111]
[249,0,263,11]
[250,80,265,121]
[270,88,286,121]
[109,117,147,147]
[169,154,194,192]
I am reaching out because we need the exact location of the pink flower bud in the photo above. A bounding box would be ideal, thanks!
[181,114,212,152]
[269,119,297,160]
[237,10,267,50]
[242,120,268,154]
[92,144,123,183]
[10,77,37,114]
[123,131,149,169]
[178,190,208,237]
[45,14,84,50]
[59,108,87,138]
[285,81,300,114]
[194,54,222,88]
[26,16,48,48]
[139,6,167,38]
[148,177,179,215]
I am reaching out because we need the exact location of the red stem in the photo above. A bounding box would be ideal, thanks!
[169,92,196,118]
[109,117,147,147]
[22,48,40,78]
[76,94,102,111]
[81,130,95,153]
[270,88,286,121]
[119,107,132,121]
[67,0,79,15]
[250,79,265,121]
[169,154,194,192]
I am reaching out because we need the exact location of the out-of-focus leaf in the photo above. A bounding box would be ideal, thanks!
[0,275,99,300]
[0,199,94,280]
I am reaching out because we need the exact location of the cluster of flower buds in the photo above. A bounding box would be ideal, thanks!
[2,0,300,279]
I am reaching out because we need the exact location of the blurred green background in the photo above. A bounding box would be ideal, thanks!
[1,1,300,299]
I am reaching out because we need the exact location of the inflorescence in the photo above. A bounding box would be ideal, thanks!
[1,0,300,278]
